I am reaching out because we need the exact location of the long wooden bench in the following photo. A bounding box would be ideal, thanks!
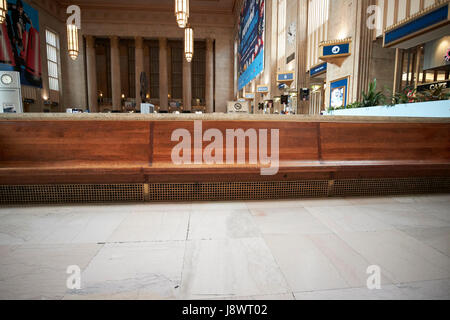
[0,116,449,184]
[0,115,449,202]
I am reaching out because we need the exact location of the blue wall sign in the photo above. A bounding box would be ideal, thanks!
[277,72,294,82]
[310,62,327,76]
[257,86,269,93]
[322,43,350,57]
[385,4,449,46]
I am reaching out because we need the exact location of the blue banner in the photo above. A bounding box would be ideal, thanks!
[310,62,327,76]
[385,4,448,46]
[238,0,265,90]
[323,43,350,57]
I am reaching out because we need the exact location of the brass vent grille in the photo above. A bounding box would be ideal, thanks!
[0,184,144,204]
[332,177,450,197]
[147,180,329,201]
[0,177,448,204]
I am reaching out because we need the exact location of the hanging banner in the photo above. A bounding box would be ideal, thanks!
[238,0,265,90]
[0,0,42,88]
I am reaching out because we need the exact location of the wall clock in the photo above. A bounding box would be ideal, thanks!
[1,74,13,85]
[287,22,296,45]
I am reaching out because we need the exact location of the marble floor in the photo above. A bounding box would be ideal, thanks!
[0,194,449,300]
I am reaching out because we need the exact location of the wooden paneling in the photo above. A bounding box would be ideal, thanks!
[0,119,449,185]
[320,122,450,161]
[0,121,150,164]
[152,121,319,163]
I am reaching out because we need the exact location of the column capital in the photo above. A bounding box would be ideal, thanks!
[206,38,214,51]
[85,35,95,48]
[159,37,167,47]
[135,36,143,49]
[110,36,120,48]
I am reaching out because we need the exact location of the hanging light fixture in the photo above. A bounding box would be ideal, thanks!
[0,0,7,24]
[67,23,79,60]
[184,25,194,62]
[175,0,189,28]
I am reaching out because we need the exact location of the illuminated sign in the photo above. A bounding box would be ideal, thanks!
[277,72,295,82]
[257,85,269,93]
[310,62,327,77]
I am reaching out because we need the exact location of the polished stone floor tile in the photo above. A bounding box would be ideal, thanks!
[410,202,450,223]
[188,210,260,240]
[306,233,393,287]
[245,198,353,210]
[0,205,129,245]
[337,230,450,283]
[362,203,450,229]
[191,201,248,212]
[208,293,295,300]
[43,211,128,244]
[1,198,449,300]
[398,227,450,257]
[263,234,349,292]
[344,196,398,205]
[293,285,408,300]
[392,194,450,204]
[0,243,101,300]
[179,238,290,299]
[395,278,450,300]
[306,205,395,233]
[250,207,332,235]
[64,241,185,300]
[108,210,190,242]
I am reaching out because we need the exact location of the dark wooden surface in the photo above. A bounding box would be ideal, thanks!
[0,119,449,185]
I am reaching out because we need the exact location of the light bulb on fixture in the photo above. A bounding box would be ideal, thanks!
[0,0,7,24]
[67,24,79,60]
[0,0,8,24]
[184,26,194,62]
[175,0,189,28]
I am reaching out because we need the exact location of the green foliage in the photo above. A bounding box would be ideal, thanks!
[346,102,362,109]
[416,86,450,102]
[326,78,450,113]
[360,79,387,107]
[389,86,418,105]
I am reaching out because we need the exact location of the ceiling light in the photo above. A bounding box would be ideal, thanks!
[175,0,189,28]
[67,24,79,60]
[185,26,194,62]
[0,0,7,24]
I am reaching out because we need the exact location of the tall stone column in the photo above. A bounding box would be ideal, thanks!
[296,0,309,114]
[183,57,192,111]
[135,36,144,110]
[110,36,121,111]
[205,38,214,113]
[85,36,98,113]
[159,38,168,111]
